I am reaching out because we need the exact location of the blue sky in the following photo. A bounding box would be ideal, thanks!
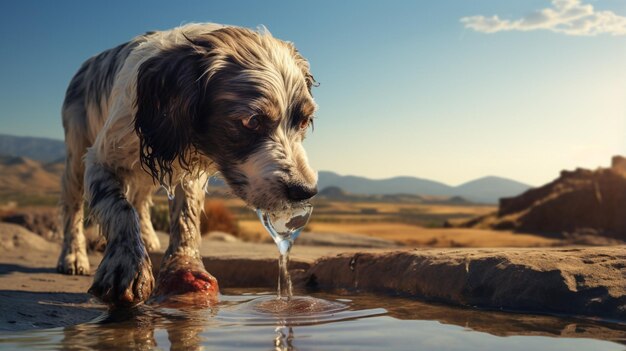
[1,0,625,185]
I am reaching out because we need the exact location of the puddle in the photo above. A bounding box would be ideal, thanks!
[0,289,624,350]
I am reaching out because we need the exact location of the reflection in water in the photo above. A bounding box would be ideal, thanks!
[60,305,213,351]
[0,290,625,351]
[56,294,363,351]
[274,326,295,351]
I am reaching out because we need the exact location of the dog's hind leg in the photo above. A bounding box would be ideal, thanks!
[57,105,90,275]
[128,185,161,252]
[152,174,218,304]
[84,150,154,307]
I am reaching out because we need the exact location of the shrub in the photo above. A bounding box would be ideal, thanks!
[200,200,239,236]
[150,200,239,237]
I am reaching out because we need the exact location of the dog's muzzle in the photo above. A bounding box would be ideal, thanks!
[284,182,318,202]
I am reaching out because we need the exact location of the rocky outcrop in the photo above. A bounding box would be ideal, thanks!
[0,222,57,251]
[306,247,626,320]
[1,209,61,241]
[460,156,626,241]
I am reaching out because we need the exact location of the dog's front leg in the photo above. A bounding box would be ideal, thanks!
[84,152,154,307]
[153,175,218,304]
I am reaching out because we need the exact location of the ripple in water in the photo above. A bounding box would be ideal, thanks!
[216,293,385,327]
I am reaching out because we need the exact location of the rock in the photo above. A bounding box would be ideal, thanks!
[0,222,58,251]
[1,209,107,252]
[305,247,626,320]
[612,155,626,176]
[1,209,61,242]
[205,231,240,243]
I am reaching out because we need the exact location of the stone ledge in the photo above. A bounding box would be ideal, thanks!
[305,247,626,320]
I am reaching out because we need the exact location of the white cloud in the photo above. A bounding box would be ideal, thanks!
[461,0,626,36]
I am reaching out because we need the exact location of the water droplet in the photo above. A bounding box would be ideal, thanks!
[161,184,175,200]
[204,172,221,194]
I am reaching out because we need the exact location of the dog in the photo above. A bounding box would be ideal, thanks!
[57,23,319,307]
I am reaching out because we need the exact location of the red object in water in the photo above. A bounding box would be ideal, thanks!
[151,265,219,306]
[163,269,218,294]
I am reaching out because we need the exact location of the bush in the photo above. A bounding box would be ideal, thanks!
[200,200,239,236]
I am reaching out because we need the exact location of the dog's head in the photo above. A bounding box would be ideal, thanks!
[134,26,318,211]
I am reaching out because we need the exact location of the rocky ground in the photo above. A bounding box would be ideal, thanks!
[0,223,625,332]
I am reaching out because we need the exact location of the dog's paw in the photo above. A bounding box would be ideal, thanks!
[57,247,90,275]
[89,245,154,307]
[141,231,161,253]
[151,254,219,306]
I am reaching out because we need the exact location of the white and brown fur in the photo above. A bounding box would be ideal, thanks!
[58,23,319,307]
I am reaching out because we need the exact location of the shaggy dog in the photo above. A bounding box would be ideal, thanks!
[57,23,319,307]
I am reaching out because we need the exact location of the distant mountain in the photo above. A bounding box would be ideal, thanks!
[318,171,531,204]
[317,185,467,204]
[454,176,532,204]
[0,134,65,163]
[318,171,452,197]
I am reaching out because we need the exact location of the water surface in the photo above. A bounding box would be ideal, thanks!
[0,289,624,351]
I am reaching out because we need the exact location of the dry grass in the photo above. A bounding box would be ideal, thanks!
[239,219,558,248]
[228,199,536,247]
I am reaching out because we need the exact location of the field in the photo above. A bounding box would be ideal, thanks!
[0,190,558,248]
[215,197,558,248]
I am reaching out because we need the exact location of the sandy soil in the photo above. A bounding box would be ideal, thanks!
[0,223,105,331]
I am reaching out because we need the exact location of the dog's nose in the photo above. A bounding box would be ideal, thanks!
[286,183,318,201]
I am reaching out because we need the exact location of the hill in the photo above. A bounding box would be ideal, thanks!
[453,176,532,204]
[0,155,63,195]
[318,171,451,196]
[0,134,65,163]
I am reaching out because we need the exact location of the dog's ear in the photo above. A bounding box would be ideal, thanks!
[134,44,210,184]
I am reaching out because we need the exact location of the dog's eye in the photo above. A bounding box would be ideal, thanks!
[299,117,312,130]
[242,115,261,131]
